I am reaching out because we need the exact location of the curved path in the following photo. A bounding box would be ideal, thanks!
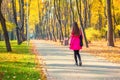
[32,40,120,80]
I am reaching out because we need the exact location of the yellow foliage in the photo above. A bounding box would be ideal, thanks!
[0,53,24,62]
[6,22,16,31]
[0,25,2,31]
[85,27,101,40]
[16,0,20,12]
[0,22,15,32]
[91,0,105,25]
[29,0,42,28]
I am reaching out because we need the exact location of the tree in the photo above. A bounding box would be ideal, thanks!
[11,0,26,45]
[70,0,75,22]
[0,0,12,52]
[75,0,89,47]
[106,0,114,46]
[18,0,26,41]
[54,0,64,41]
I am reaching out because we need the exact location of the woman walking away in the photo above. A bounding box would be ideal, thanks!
[69,22,83,66]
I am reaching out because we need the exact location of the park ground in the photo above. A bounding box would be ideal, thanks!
[42,39,120,63]
[0,39,120,80]
[82,39,120,63]
[0,41,41,80]
[32,39,120,80]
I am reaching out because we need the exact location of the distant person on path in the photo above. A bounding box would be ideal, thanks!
[69,22,82,66]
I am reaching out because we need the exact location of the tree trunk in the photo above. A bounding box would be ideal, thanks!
[70,0,75,22]
[52,19,57,41]
[11,0,21,44]
[19,0,26,41]
[12,0,26,44]
[25,0,31,40]
[98,10,102,30]
[0,32,1,41]
[76,0,89,47]
[106,0,114,46]
[54,0,64,41]
[83,0,87,28]
[112,0,116,41]
[87,0,91,27]
[63,0,68,38]
[37,0,43,39]
[0,0,12,52]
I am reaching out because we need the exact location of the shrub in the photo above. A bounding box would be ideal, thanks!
[85,27,101,41]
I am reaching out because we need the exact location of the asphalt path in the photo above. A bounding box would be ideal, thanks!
[32,40,120,80]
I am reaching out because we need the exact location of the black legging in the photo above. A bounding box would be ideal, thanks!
[74,50,81,64]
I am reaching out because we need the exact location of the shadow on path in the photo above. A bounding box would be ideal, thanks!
[32,40,120,80]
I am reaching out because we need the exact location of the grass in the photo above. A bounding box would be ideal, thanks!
[82,39,120,63]
[0,41,40,80]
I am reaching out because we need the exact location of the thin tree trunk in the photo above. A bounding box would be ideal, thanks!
[0,0,12,52]
[19,0,26,41]
[83,0,87,28]
[38,0,43,38]
[25,0,31,39]
[11,0,18,26]
[11,0,21,44]
[98,10,102,30]
[76,0,89,47]
[17,0,25,42]
[70,0,75,22]
[87,0,91,27]
[112,0,116,41]
[54,0,64,41]
[63,0,68,37]
[0,32,1,41]
[52,18,57,41]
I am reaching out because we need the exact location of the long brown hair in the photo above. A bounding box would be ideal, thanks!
[71,22,80,36]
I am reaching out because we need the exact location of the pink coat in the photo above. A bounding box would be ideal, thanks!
[69,34,82,50]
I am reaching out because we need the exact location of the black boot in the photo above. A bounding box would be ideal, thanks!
[75,63,78,66]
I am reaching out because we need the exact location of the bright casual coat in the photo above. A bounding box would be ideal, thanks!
[69,33,82,50]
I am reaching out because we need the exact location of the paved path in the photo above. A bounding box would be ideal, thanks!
[32,40,120,80]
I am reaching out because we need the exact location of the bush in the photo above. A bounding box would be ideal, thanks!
[115,25,120,37]
[85,27,101,41]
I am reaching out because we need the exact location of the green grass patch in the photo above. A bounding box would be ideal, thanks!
[0,41,40,80]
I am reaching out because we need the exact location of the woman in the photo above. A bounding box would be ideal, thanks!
[69,22,82,66]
